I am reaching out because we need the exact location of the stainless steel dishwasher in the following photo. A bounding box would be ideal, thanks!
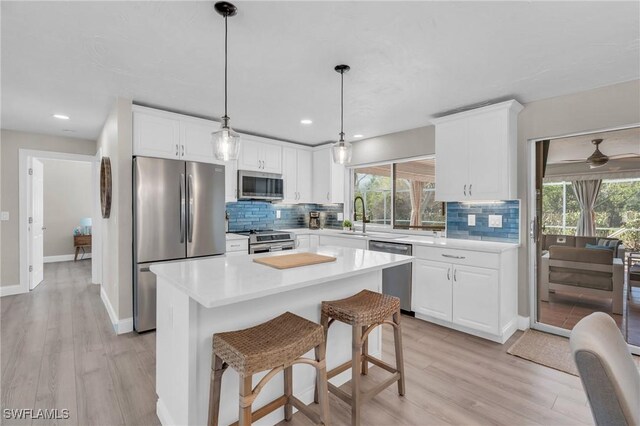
[368,240,413,315]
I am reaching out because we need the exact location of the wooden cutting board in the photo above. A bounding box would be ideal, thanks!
[253,252,337,269]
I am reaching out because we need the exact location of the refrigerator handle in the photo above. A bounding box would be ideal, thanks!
[188,174,194,243]
[180,173,186,243]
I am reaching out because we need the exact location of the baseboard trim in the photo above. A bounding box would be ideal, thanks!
[99,286,133,335]
[518,315,531,331]
[156,398,177,426]
[0,284,26,297]
[44,253,92,263]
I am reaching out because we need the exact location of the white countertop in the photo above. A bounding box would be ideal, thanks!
[225,233,249,241]
[151,246,413,309]
[283,228,519,253]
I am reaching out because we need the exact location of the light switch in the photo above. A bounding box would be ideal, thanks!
[489,214,503,228]
[467,214,476,226]
[337,212,344,221]
[276,210,281,219]
[0,211,8,221]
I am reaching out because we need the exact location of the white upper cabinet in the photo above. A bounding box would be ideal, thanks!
[180,120,218,163]
[238,137,282,174]
[282,147,313,204]
[433,100,523,202]
[225,159,238,203]
[312,146,344,204]
[133,109,181,159]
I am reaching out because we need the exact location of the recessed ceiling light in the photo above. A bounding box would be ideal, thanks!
[300,119,313,125]
[53,114,70,120]
[353,134,364,138]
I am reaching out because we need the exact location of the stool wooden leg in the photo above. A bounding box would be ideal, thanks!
[392,311,406,396]
[208,355,227,426]
[284,366,293,421]
[351,325,363,426]
[315,341,330,425]
[315,311,330,404]
[239,375,252,426]
[361,326,368,375]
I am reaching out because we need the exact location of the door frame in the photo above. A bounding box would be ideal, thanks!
[18,149,99,295]
[526,123,640,354]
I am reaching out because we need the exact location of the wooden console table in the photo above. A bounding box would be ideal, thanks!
[74,235,91,261]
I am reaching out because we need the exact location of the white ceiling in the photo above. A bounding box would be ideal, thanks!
[547,127,640,164]
[2,1,639,145]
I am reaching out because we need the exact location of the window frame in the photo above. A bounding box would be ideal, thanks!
[348,155,445,231]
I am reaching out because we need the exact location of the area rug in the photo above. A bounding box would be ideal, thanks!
[507,329,579,376]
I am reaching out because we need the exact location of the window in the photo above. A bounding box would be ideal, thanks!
[352,157,445,231]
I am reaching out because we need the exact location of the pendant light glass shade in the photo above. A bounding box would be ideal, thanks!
[213,120,240,162]
[212,2,240,161]
[332,140,352,164]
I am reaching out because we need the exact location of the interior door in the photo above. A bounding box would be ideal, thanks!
[31,158,44,289]
[186,162,226,258]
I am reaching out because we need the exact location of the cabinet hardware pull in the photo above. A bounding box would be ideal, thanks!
[181,144,185,156]
[454,269,457,281]
[442,254,466,259]
[140,267,151,272]
[327,192,330,201]
[447,268,450,280]
[464,184,467,196]
[469,184,472,196]
[175,144,179,156]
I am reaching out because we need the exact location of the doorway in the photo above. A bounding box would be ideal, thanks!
[19,150,101,293]
[528,126,640,350]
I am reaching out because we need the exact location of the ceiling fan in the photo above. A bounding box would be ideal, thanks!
[564,138,638,169]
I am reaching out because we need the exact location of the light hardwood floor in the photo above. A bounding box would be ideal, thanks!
[2,261,595,426]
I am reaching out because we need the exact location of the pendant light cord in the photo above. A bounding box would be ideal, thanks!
[340,69,344,142]
[224,14,228,121]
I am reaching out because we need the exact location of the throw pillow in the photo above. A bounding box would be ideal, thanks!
[586,243,614,251]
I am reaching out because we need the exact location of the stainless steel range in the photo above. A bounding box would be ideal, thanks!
[235,230,296,254]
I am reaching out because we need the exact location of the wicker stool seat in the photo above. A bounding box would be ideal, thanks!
[208,312,330,426]
[318,290,405,426]
[213,312,324,376]
[321,290,400,326]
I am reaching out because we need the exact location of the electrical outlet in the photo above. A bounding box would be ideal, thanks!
[0,211,9,221]
[337,212,344,221]
[489,214,503,228]
[467,214,476,226]
[276,210,281,219]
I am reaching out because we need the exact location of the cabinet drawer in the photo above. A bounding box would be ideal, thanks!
[413,245,499,269]
[225,239,248,253]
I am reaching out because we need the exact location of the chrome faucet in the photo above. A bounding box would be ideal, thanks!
[353,195,369,234]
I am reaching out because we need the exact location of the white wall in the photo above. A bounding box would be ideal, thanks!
[42,159,92,257]
[0,130,96,286]
[96,98,133,325]
[349,79,640,317]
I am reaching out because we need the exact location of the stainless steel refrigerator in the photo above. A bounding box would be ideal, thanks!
[133,157,225,332]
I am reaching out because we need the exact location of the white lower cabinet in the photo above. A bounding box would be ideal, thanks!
[412,260,452,322]
[412,246,517,343]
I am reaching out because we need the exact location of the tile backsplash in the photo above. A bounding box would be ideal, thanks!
[226,201,344,232]
[446,200,520,243]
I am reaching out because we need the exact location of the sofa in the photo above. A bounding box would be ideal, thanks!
[540,235,624,315]
[541,234,625,259]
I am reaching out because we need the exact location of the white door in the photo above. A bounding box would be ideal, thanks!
[282,147,298,202]
[452,265,500,334]
[181,121,218,163]
[30,159,44,289]
[296,149,313,203]
[132,111,181,158]
[435,119,469,201]
[238,138,262,171]
[467,110,506,200]
[261,143,282,174]
[412,259,452,321]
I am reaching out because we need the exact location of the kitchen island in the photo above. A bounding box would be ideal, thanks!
[151,246,413,426]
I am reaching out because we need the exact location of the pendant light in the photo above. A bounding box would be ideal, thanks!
[212,1,240,161]
[331,64,353,164]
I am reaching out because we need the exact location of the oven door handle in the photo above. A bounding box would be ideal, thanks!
[269,243,293,252]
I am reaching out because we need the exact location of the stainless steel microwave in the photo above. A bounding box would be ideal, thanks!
[237,170,284,201]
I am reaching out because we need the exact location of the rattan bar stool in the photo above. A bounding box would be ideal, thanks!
[208,312,331,426]
[318,290,405,426]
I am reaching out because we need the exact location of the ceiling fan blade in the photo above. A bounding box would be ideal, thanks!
[607,153,640,159]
